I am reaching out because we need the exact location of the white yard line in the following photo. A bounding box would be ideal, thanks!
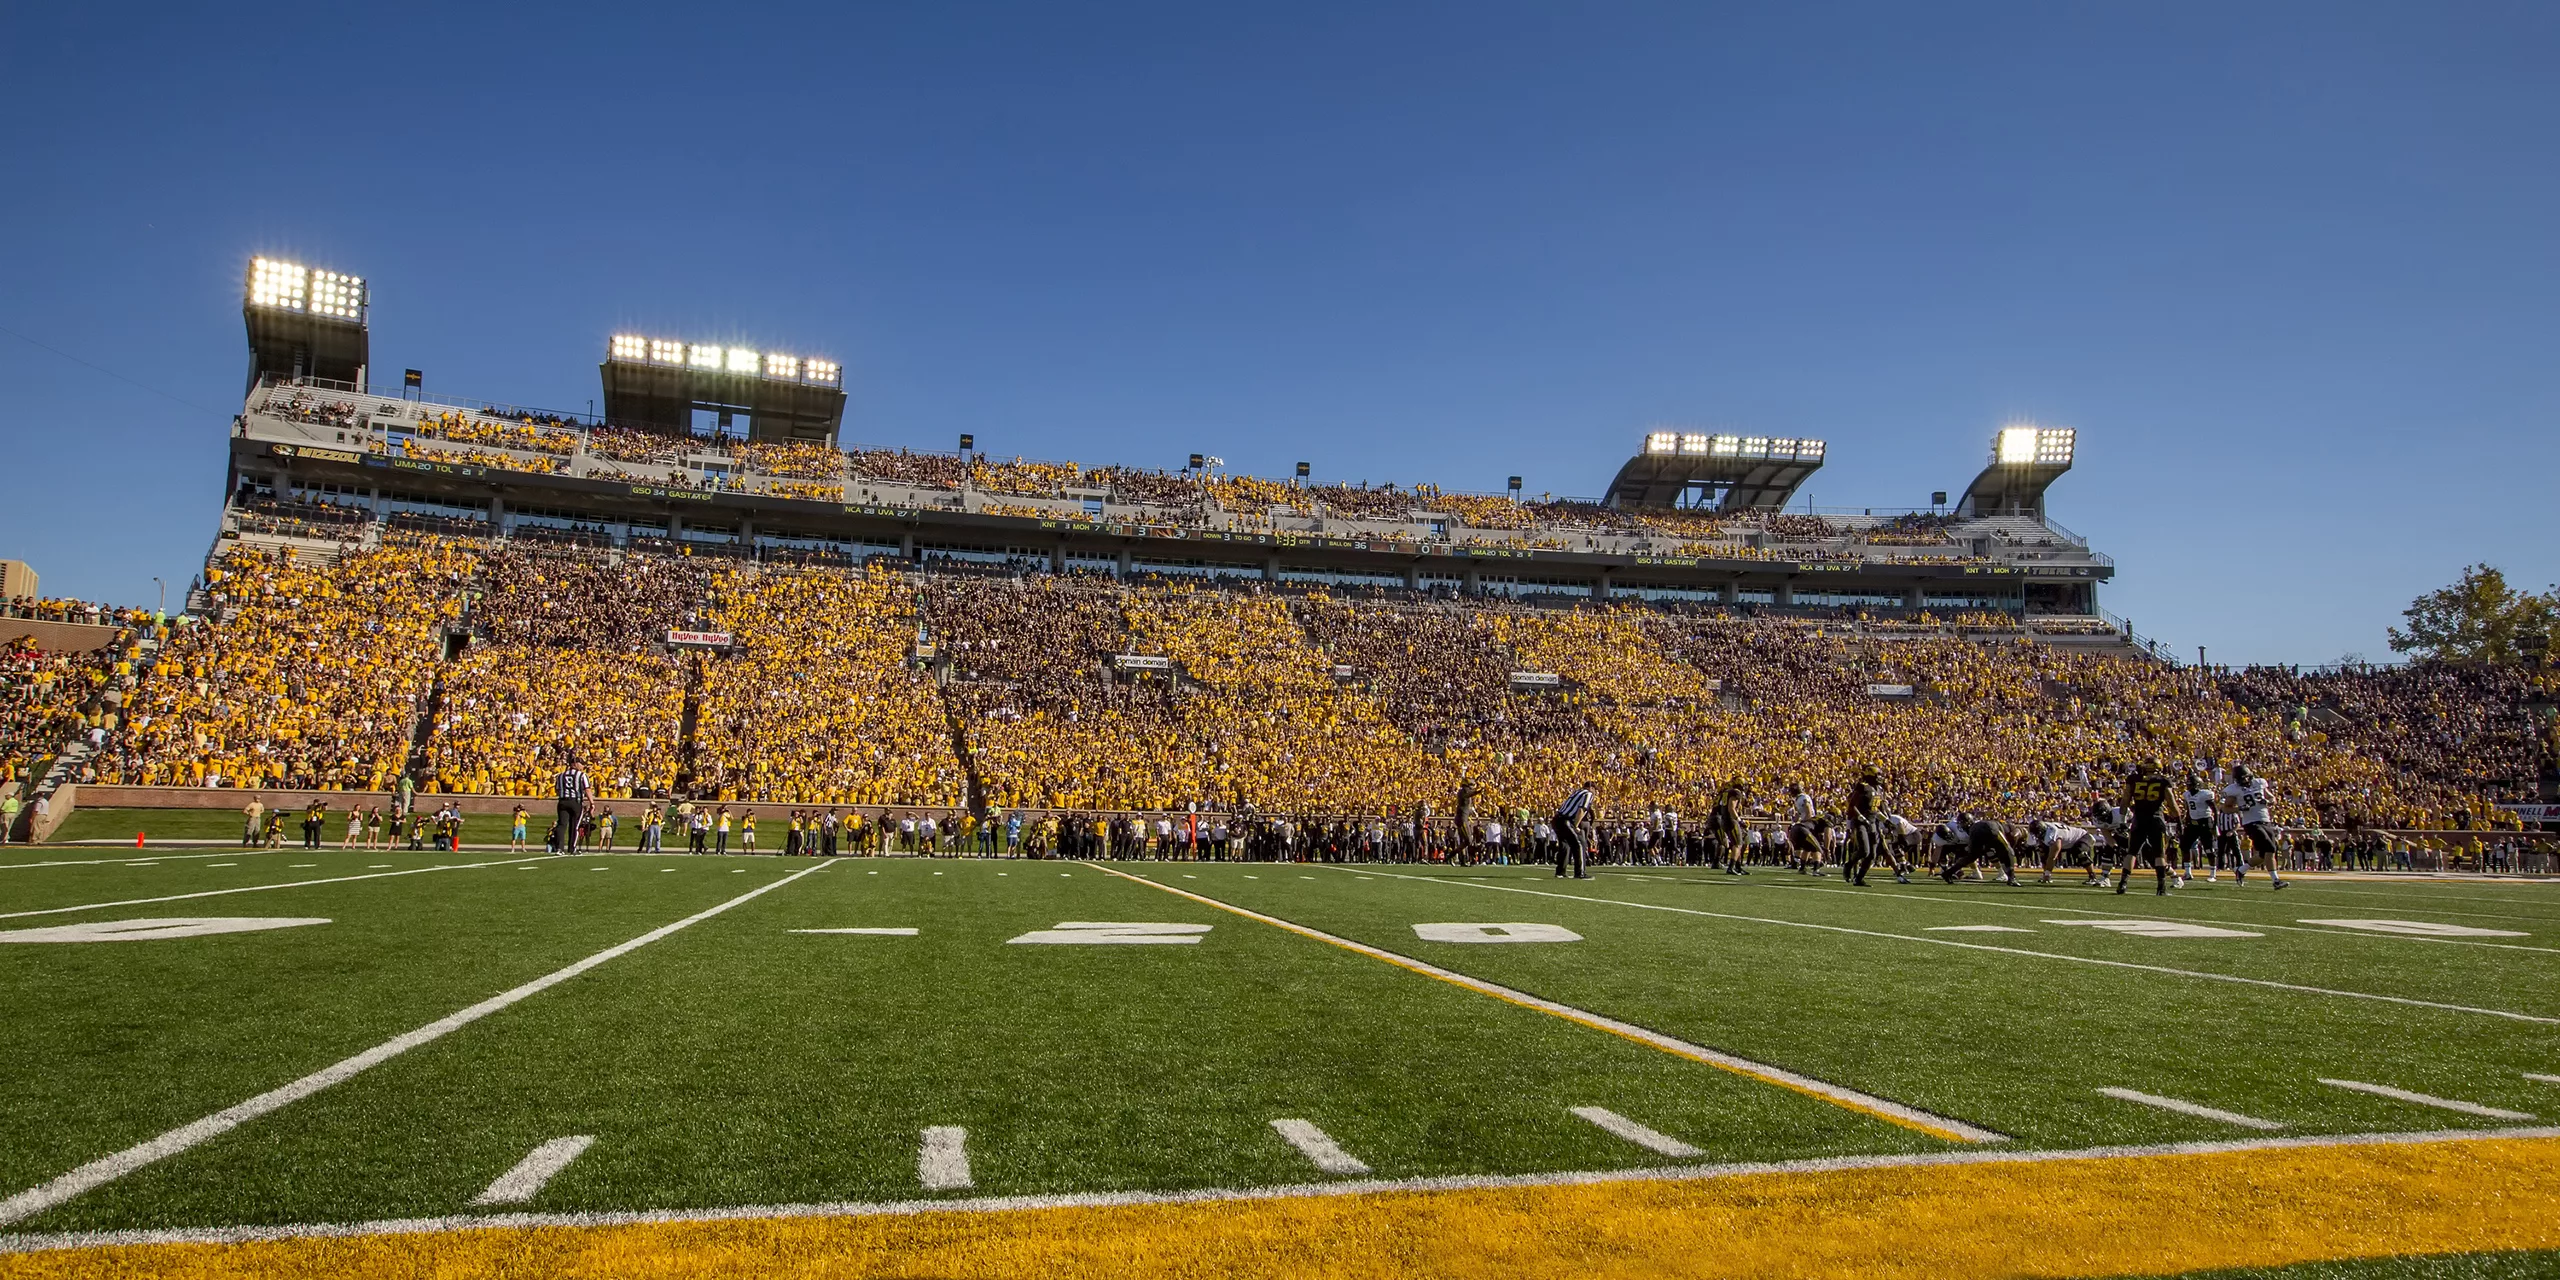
[1723,878,2560,956]
[1270,1119,1371,1175]
[0,862,831,1229]
[918,1126,972,1191]
[471,1137,596,1206]
[0,849,299,871]
[1342,869,2560,1026]
[2526,1073,2560,1086]
[6,1124,2551,1255]
[2317,1079,2535,1120]
[1569,1106,1703,1157]
[1088,865,2003,1144]
[0,857,555,922]
[2094,1088,2285,1131]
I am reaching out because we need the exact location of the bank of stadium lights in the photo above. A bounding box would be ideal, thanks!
[1997,424,2076,466]
[1645,431,1823,461]
[610,335,840,386]
[247,258,364,320]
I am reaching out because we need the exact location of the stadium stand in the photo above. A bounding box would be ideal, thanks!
[75,536,2546,847]
[99,536,471,792]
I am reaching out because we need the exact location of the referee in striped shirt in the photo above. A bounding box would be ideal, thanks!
[553,754,594,856]
[1554,780,1597,879]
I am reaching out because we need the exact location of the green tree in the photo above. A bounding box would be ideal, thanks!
[2386,564,2559,664]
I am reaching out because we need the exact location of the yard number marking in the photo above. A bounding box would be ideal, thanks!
[0,917,328,944]
[2299,919,2527,939]
[1007,922,1212,945]
[1412,923,1582,944]
[2044,920,2262,939]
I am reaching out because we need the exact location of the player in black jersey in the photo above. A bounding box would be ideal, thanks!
[1710,783,1750,875]
[1938,811,2020,885]
[2117,760,2176,895]
[1843,770,1888,887]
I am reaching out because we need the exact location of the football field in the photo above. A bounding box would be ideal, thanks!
[5,829,2560,1277]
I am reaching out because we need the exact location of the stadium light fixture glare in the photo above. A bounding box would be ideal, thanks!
[649,339,686,365]
[610,335,649,361]
[1998,426,2040,464]
[1799,439,1826,459]
[690,344,723,369]
[1739,436,1770,458]
[248,258,308,311]
[1709,435,1740,457]
[725,347,759,374]
[765,353,799,380]
[2036,427,2076,465]
[1645,431,1678,454]
[805,359,840,384]
[1679,433,1710,454]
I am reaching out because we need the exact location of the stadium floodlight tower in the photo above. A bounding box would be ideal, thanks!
[241,257,368,395]
[1956,424,2077,519]
[1602,431,1828,511]
[599,335,848,446]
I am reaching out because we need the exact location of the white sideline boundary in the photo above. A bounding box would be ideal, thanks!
[0,856,555,922]
[0,862,832,1229]
[3,1124,2553,1255]
[1087,864,2006,1144]
[1345,869,2560,1026]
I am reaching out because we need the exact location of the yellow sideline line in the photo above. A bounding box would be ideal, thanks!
[1082,863,2001,1143]
[9,1134,2557,1278]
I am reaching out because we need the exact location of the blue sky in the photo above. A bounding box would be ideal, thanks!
[2,2,2553,664]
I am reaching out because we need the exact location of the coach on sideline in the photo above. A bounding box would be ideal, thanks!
[554,753,594,856]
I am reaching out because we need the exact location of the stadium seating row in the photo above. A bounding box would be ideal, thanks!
[82,547,2550,830]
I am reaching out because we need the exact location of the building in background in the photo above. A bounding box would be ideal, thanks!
[0,560,35,602]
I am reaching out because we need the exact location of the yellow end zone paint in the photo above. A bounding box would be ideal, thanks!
[8,1134,2558,1279]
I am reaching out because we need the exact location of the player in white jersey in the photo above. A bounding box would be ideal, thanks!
[2026,819,2098,885]
[1880,812,1922,883]
[2178,771,2218,885]
[2220,764,2288,889]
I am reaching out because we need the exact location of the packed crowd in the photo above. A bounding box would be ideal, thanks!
[409,440,569,476]
[725,439,845,482]
[1,596,156,627]
[690,563,964,806]
[416,410,580,456]
[0,636,125,797]
[585,426,695,468]
[84,544,2541,840]
[97,537,472,791]
[1866,512,1958,546]
[2218,662,2555,828]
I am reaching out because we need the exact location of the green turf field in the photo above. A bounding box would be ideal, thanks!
[1,850,2555,1270]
